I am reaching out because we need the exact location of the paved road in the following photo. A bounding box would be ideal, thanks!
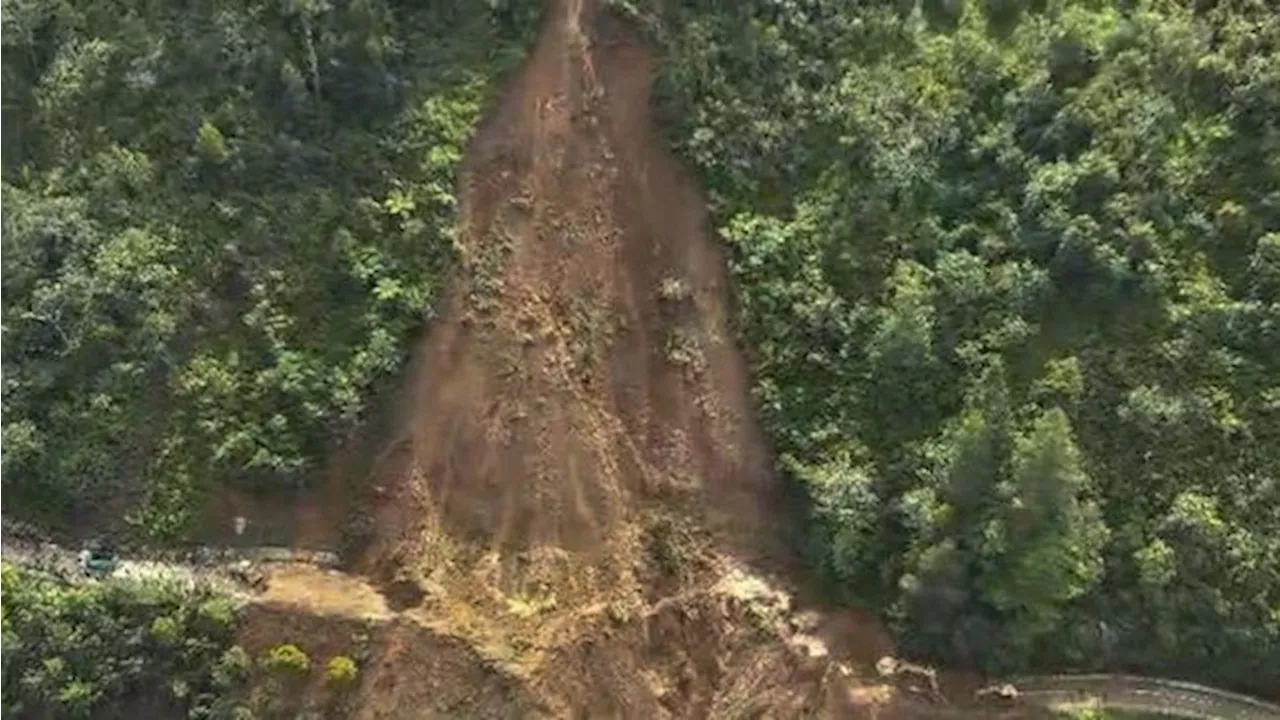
[997,674,1280,720]
[1,517,339,595]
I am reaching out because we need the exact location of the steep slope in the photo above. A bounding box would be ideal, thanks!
[355,0,783,641]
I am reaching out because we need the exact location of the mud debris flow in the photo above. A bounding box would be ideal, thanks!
[243,0,908,715]
[358,0,779,575]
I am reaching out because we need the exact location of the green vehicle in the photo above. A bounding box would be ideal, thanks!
[78,539,120,578]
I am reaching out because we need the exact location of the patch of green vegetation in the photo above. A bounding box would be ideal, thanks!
[564,291,614,380]
[0,563,249,719]
[261,644,311,677]
[323,655,358,688]
[466,226,518,316]
[664,325,705,372]
[0,0,541,540]
[639,0,1280,697]
[504,590,559,620]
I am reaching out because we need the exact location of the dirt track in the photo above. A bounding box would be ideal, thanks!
[1,518,343,600]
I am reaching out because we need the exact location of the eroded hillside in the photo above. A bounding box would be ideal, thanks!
[355,0,784,654]
[252,0,903,715]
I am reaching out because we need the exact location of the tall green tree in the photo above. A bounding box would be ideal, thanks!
[982,408,1107,663]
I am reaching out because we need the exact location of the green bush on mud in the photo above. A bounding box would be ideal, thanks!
[324,655,359,687]
[262,644,311,676]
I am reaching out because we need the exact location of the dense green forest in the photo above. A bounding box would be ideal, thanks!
[640,0,1280,696]
[1,0,538,538]
[1,563,247,718]
[3,0,1278,701]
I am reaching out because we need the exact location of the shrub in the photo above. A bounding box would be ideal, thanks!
[197,597,240,630]
[262,644,310,675]
[150,615,182,646]
[324,656,358,687]
[212,646,252,689]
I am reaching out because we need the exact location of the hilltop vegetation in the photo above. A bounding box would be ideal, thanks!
[642,0,1280,695]
[1,0,537,539]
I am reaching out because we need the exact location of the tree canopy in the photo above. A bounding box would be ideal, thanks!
[640,0,1280,695]
[1,0,538,538]
[1,563,246,719]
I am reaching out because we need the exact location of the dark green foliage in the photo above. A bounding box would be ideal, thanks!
[1,0,540,538]
[0,563,247,719]
[643,0,1280,695]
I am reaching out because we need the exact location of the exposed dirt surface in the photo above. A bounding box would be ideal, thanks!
[353,0,797,670]
[358,0,781,586]
[242,562,908,719]
[257,564,392,620]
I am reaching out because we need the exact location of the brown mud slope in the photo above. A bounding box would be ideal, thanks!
[335,0,915,715]
[357,0,782,630]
